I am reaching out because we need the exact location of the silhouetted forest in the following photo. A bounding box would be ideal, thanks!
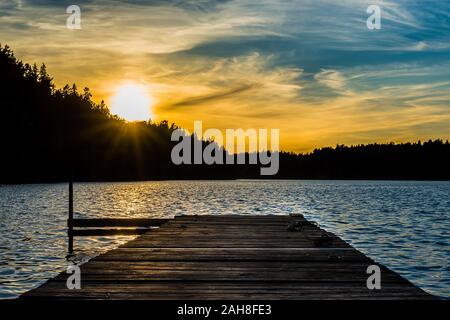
[1,44,449,183]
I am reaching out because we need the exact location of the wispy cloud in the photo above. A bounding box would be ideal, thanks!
[1,0,449,151]
[314,69,347,91]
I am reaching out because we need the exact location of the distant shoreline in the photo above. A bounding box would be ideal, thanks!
[2,178,450,186]
[1,46,450,185]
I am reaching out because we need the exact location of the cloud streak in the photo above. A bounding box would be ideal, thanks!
[1,0,449,151]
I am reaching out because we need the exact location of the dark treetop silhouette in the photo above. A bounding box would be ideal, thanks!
[1,44,449,183]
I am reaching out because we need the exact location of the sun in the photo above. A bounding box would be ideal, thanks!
[110,83,153,121]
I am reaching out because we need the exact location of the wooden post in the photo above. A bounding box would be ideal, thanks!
[64,97,75,255]
[68,173,74,254]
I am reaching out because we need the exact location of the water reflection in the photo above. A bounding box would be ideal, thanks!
[0,180,449,298]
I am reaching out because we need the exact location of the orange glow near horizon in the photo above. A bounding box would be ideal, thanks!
[3,1,449,152]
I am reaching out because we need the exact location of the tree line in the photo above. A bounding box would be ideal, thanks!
[1,44,449,183]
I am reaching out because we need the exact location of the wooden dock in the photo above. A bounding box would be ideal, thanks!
[21,215,434,300]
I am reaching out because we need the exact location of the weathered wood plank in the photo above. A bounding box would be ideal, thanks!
[72,218,169,227]
[21,215,434,300]
[73,228,151,236]
[51,268,407,283]
[93,247,371,262]
[123,241,351,248]
[21,281,432,300]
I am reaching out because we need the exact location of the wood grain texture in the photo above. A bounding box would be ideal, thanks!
[21,215,434,300]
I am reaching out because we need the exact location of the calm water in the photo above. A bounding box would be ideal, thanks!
[0,180,449,299]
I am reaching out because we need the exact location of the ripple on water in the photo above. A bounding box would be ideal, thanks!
[0,180,449,298]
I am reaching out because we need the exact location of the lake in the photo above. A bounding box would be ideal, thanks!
[0,180,449,298]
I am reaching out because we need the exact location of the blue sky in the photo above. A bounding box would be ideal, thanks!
[1,0,449,151]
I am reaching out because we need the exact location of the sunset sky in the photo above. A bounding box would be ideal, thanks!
[1,0,449,152]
